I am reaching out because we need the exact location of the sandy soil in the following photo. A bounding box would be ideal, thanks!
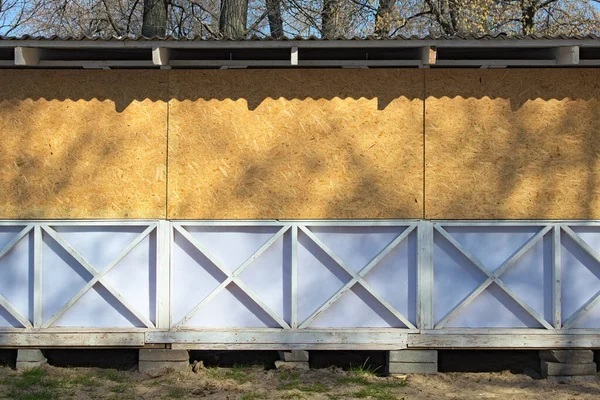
[0,363,598,400]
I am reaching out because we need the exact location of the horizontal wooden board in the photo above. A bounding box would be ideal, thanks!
[147,329,409,350]
[425,69,600,219]
[408,334,600,349]
[0,332,145,347]
[0,70,168,219]
[168,69,424,219]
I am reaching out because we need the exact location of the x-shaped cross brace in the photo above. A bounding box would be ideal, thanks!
[41,225,156,328]
[173,224,292,329]
[560,225,600,329]
[434,225,554,330]
[298,225,417,329]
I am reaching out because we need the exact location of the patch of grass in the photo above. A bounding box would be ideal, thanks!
[240,392,266,400]
[298,382,329,393]
[99,369,130,383]
[63,373,100,387]
[206,365,253,384]
[6,387,59,400]
[228,364,253,384]
[280,393,305,400]
[353,385,399,400]
[278,370,299,382]
[338,374,371,386]
[109,383,131,394]
[277,370,329,393]
[348,359,380,376]
[166,386,187,398]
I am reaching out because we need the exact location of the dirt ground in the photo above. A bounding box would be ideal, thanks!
[0,363,599,400]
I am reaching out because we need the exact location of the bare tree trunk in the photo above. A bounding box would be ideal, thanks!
[220,0,249,38]
[426,0,458,35]
[266,0,283,38]
[374,0,396,37]
[521,0,536,34]
[142,0,168,37]
[321,0,340,38]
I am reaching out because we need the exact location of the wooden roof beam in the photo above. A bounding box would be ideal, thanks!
[421,46,437,66]
[152,46,170,66]
[555,46,579,65]
[14,47,40,66]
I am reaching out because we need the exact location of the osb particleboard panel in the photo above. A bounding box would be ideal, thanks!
[426,69,600,220]
[0,70,168,219]
[168,70,424,219]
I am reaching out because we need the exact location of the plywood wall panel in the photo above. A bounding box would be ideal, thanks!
[168,70,424,219]
[425,69,600,219]
[0,70,168,219]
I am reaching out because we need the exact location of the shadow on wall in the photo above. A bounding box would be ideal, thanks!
[425,68,600,220]
[1,68,599,219]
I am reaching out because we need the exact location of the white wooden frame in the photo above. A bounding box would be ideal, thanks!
[171,221,418,331]
[0,220,162,331]
[433,224,554,330]
[0,220,599,349]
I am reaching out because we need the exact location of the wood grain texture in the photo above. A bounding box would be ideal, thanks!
[168,69,424,219]
[0,70,168,219]
[425,69,600,219]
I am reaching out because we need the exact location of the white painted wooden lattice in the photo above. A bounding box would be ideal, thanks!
[0,220,600,332]
[171,222,418,330]
[0,222,159,329]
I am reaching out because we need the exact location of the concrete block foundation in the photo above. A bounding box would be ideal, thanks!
[16,349,47,370]
[138,349,189,374]
[276,350,309,370]
[387,350,438,375]
[539,350,597,380]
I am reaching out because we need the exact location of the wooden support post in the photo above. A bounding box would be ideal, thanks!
[417,221,434,330]
[553,225,562,329]
[33,226,42,328]
[157,221,171,329]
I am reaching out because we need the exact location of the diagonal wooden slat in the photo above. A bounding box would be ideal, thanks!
[359,225,417,278]
[231,225,291,278]
[233,278,291,329]
[298,225,415,329]
[493,279,554,330]
[42,226,99,276]
[0,292,33,329]
[358,279,417,329]
[298,279,357,329]
[434,224,553,329]
[434,225,493,279]
[492,225,552,279]
[173,278,233,328]
[173,225,230,276]
[42,225,156,328]
[173,225,291,329]
[563,288,600,329]
[435,278,494,329]
[561,225,600,267]
[0,225,33,261]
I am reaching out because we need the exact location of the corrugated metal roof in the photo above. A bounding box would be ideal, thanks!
[1,33,600,42]
[1,33,599,69]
